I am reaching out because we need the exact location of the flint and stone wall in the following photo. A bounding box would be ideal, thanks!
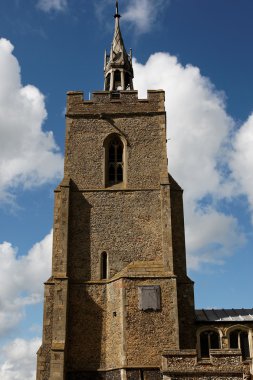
[37,90,196,380]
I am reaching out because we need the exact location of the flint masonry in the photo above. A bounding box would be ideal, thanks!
[36,2,253,380]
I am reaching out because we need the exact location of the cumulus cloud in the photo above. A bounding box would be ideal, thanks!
[123,0,170,33]
[0,337,41,380]
[230,113,253,214]
[186,208,245,270]
[37,0,67,12]
[0,231,52,336]
[0,38,63,202]
[133,53,248,269]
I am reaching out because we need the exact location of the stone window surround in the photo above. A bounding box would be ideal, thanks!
[198,328,220,358]
[103,132,128,189]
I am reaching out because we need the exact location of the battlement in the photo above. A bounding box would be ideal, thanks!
[66,90,165,116]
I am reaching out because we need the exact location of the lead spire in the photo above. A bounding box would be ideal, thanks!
[104,0,134,91]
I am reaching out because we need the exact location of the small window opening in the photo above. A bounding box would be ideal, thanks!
[105,73,111,91]
[230,330,250,360]
[200,330,220,358]
[230,330,239,348]
[107,135,123,185]
[114,70,121,91]
[125,72,131,90]
[101,251,107,280]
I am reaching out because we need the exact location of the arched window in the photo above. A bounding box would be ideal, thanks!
[101,251,108,280]
[200,330,220,358]
[106,135,124,186]
[229,329,250,360]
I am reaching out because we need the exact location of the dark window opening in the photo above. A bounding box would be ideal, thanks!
[114,70,121,90]
[200,332,209,358]
[105,73,111,91]
[125,72,131,89]
[241,332,250,360]
[107,135,124,185]
[230,330,250,360]
[140,370,145,380]
[200,330,220,358]
[230,331,239,348]
[101,251,107,280]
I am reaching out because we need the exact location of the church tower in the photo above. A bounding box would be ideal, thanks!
[36,3,196,380]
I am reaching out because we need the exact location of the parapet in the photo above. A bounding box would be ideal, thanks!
[66,90,165,116]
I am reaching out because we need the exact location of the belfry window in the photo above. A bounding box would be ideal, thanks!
[125,72,131,90]
[105,73,111,91]
[200,330,220,358]
[229,330,250,360]
[107,135,124,186]
[101,251,108,280]
[114,70,121,90]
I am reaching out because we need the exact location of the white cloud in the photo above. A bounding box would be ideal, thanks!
[0,337,41,380]
[123,0,170,33]
[230,113,253,214]
[186,208,245,270]
[0,38,63,202]
[94,0,170,34]
[37,0,67,12]
[0,231,52,336]
[133,53,247,269]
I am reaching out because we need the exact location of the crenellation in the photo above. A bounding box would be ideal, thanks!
[66,90,165,117]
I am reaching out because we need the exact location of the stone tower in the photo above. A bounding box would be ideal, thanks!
[36,3,196,380]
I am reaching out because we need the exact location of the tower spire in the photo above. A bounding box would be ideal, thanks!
[104,0,134,91]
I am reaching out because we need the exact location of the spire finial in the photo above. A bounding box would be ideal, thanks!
[114,0,121,18]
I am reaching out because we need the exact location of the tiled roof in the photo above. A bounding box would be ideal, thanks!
[195,309,253,322]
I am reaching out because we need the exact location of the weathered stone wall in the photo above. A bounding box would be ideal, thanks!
[66,91,165,117]
[66,275,181,373]
[66,283,108,370]
[169,176,187,279]
[65,91,167,191]
[66,279,125,372]
[36,282,54,380]
[37,88,200,380]
[164,377,243,380]
[162,349,252,380]
[176,281,196,349]
[52,179,70,277]
[105,280,125,368]
[66,369,122,380]
[125,278,179,367]
[68,190,164,281]
[65,115,166,190]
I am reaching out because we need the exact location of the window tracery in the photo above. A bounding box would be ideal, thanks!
[105,134,124,186]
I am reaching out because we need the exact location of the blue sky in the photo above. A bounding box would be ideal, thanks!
[0,0,253,378]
